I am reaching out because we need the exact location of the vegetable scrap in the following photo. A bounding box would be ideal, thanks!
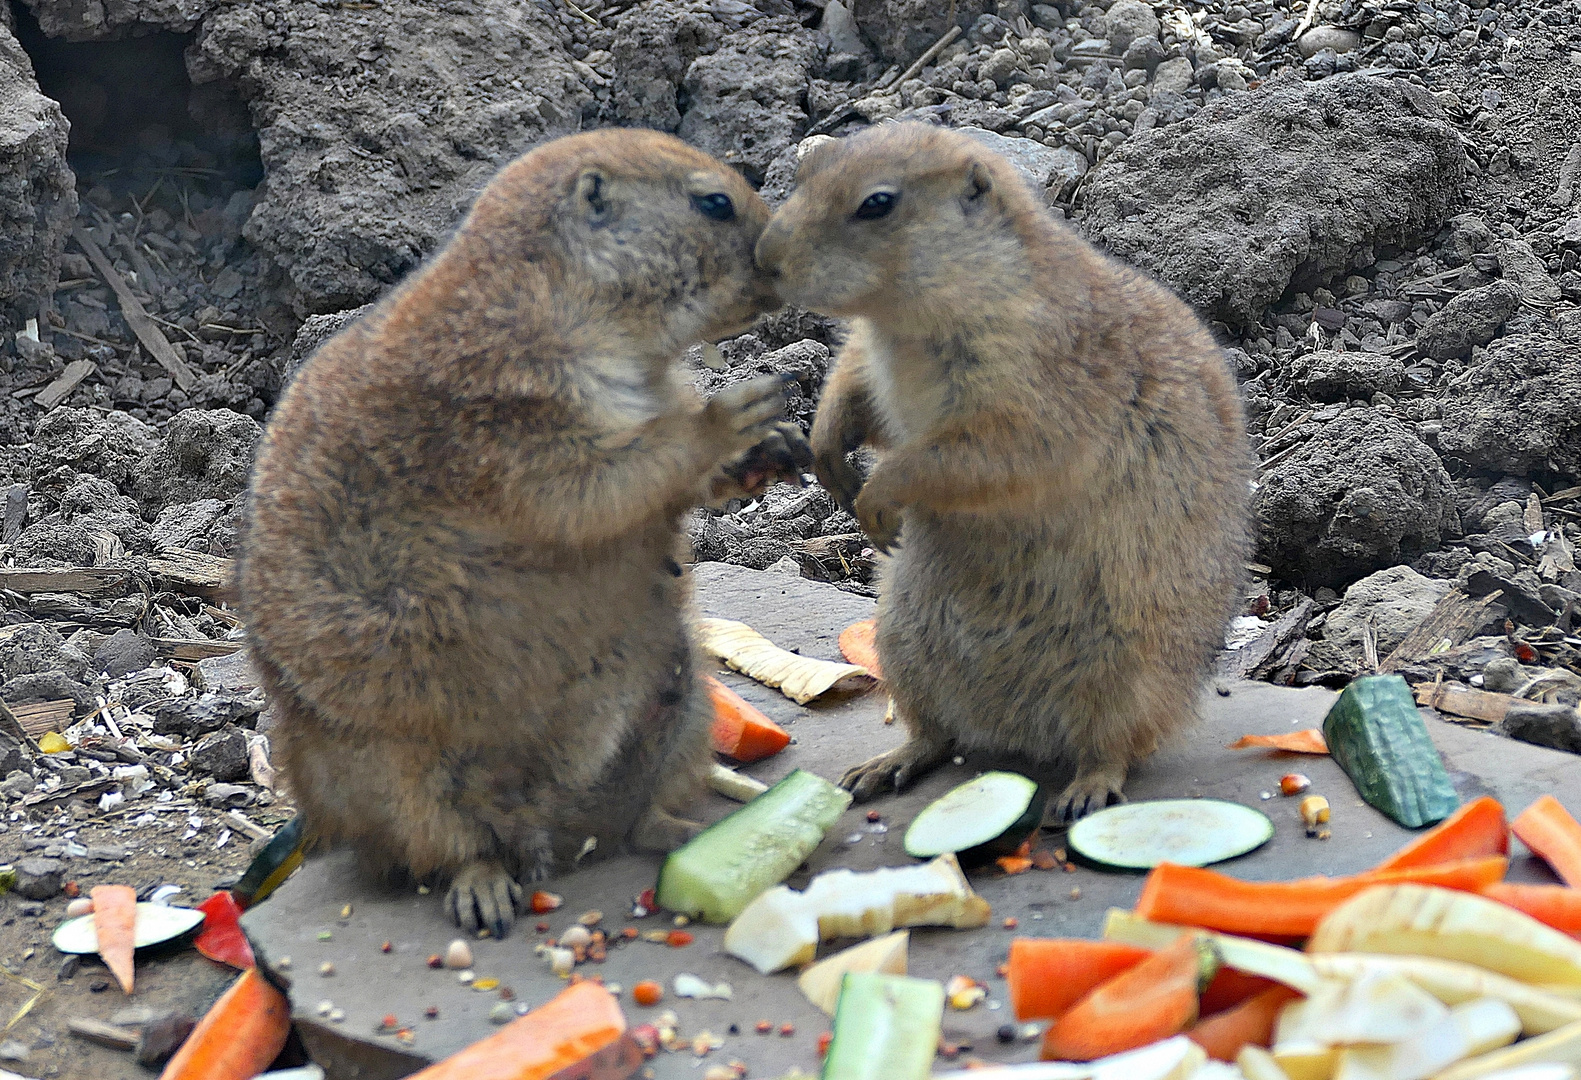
[193,891,254,970]
[707,677,792,762]
[1226,730,1330,754]
[836,618,883,679]
[1067,800,1275,870]
[696,617,874,704]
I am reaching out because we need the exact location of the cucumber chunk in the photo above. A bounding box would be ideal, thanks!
[903,771,1044,865]
[822,973,945,1080]
[1069,799,1274,870]
[656,768,851,923]
[1322,674,1459,828]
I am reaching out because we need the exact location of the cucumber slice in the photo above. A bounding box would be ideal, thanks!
[1068,799,1274,870]
[52,903,206,955]
[822,973,945,1080]
[903,771,1044,865]
[1323,674,1459,828]
[657,768,852,923]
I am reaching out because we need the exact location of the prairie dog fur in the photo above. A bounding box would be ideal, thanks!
[239,130,804,936]
[756,122,1252,821]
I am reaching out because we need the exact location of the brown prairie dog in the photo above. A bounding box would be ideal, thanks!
[756,122,1252,822]
[238,130,807,936]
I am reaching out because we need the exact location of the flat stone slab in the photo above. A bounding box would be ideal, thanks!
[242,563,1581,1079]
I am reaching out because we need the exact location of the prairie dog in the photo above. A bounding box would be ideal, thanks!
[756,123,1252,821]
[239,130,806,936]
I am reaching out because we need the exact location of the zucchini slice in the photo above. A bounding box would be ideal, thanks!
[656,768,851,924]
[822,973,945,1080]
[1322,674,1459,828]
[1068,799,1274,870]
[52,903,206,955]
[903,771,1044,865]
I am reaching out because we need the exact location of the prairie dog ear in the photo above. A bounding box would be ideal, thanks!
[964,160,993,205]
[576,168,610,221]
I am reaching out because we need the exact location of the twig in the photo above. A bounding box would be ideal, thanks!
[1293,0,1321,41]
[880,24,962,91]
[564,0,600,24]
[71,227,197,392]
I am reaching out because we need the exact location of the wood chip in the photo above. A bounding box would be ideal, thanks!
[66,1017,139,1051]
[1382,588,1504,672]
[34,360,97,411]
[0,566,137,596]
[10,699,75,738]
[147,549,234,599]
[72,227,196,391]
[1414,681,1518,724]
[151,637,244,661]
[1218,599,1315,681]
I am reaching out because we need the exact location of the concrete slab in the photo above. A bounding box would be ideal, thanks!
[243,563,1581,1080]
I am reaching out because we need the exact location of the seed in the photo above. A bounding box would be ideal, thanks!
[561,925,593,949]
[1299,795,1331,827]
[633,980,664,1007]
[1002,917,1018,929]
[667,930,694,947]
[866,810,881,822]
[778,1023,795,1037]
[380,940,392,953]
[755,1020,773,1034]
[530,890,563,914]
[818,1031,834,1056]
[473,977,500,991]
[1280,773,1312,796]
[1069,887,1082,900]
[424,1006,439,1019]
[426,954,443,968]
[578,910,604,927]
[444,939,474,969]
[319,962,335,977]
[380,1014,398,1029]
[65,898,93,918]
[489,1001,515,1024]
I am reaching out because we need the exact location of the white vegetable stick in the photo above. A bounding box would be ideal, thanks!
[696,617,873,703]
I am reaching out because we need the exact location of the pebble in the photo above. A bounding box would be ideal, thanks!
[1297,25,1360,57]
[489,1002,515,1024]
[444,939,474,969]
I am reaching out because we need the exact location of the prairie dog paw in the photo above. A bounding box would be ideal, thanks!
[853,485,903,554]
[630,808,703,853]
[704,374,795,460]
[1047,769,1128,825]
[713,422,813,501]
[838,738,950,801]
[445,861,523,939]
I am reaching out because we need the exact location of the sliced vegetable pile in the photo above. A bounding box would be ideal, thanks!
[1000,792,1581,1080]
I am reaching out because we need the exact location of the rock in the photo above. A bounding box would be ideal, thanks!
[1255,408,1460,589]
[275,305,372,391]
[1291,350,1404,402]
[692,339,830,432]
[1081,74,1464,325]
[0,623,89,681]
[1307,566,1454,672]
[150,498,229,551]
[0,23,76,326]
[678,28,825,187]
[14,856,63,900]
[1498,703,1581,755]
[0,732,23,777]
[1497,239,1562,306]
[189,724,250,782]
[959,128,1087,201]
[1296,26,1360,57]
[2,671,98,714]
[1481,657,1528,694]
[607,1,722,132]
[0,770,35,799]
[855,0,989,63]
[1122,35,1166,73]
[153,693,264,740]
[135,1012,197,1068]
[820,1,870,58]
[1151,56,1194,94]
[1465,567,1555,627]
[1414,281,1522,359]
[980,48,1022,88]
[192,0,591,313]
[1031,4,1063,30]
[1438,336,1581,479]
[1104,0,1159,52]
[134,408,262,513]
[93,629,158,678]
[31,408,159,494]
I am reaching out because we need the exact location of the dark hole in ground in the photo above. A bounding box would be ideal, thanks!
[9,2,263,199]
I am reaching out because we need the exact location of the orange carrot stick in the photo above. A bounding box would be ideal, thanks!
[1006,939,1151,1020]
[837,619,883,679]
[1134,856,1509,938]
[1225,730,1329,754]
[90,885,138,994]
[1189,985,1303,1062]
[1375,795,1509,871]
[408,980,636,1080]
[1200,968,1278,1017]
[1512,796,1581,887]
[1042,935,1214,1061]
[158,966,291,1080]
[1483,882,1581,938]
[707,677,790,762]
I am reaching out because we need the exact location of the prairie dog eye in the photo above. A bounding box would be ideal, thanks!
[854,190,898,220]
[692,192,736,222]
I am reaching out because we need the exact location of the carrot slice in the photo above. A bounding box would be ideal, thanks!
[158,966,291,1080]
[1189,985,1303,1062]
[1512,795,1581,887]
[1483,882,1581,938]
[707,677,791,762]
[409,980,637,1080]
[1200,968,1278,1017]
[1006,939,1151,1021]
[1042,934,1217,1061]
[1375,795,1509,871]
[1225,730,1329,754]
[1134,856,1509,938]
[837,619,883,679]
[90,885,138,994]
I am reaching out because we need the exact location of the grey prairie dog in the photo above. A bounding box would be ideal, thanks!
[238,130,808,937]
[756,122,1252,822]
